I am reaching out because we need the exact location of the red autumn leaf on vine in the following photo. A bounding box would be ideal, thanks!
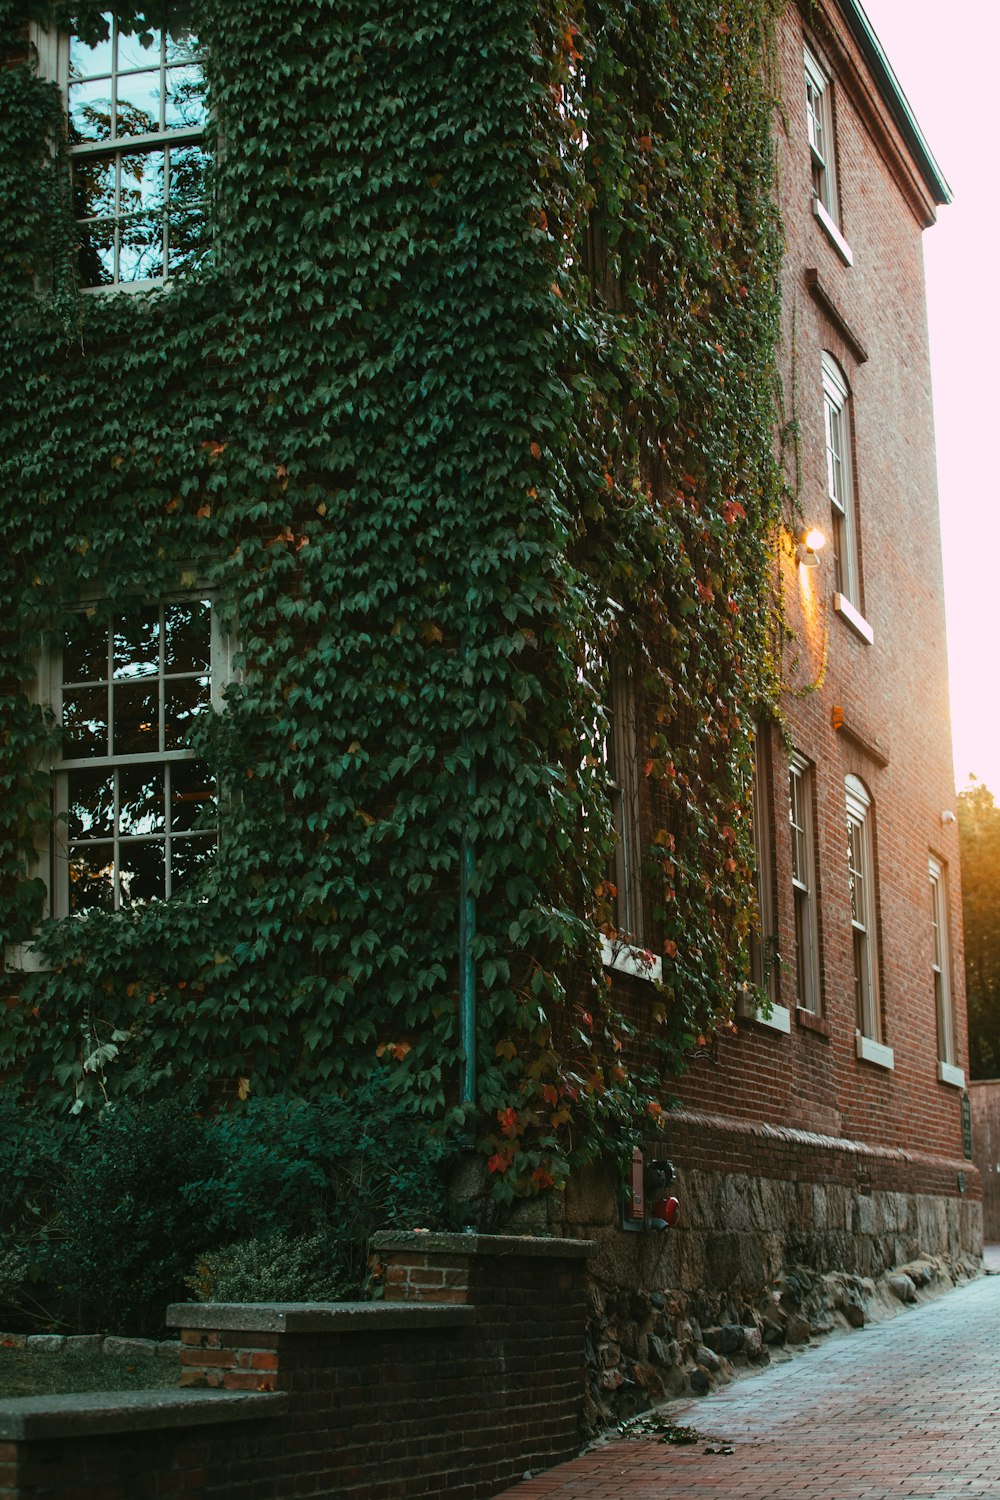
[165,496,180,514]
[487,1152,510,1174]
[498,1106,519,1138]
[200,440,226,461]
[532,1167,555,1190]
[637,134,653,152]
[530,441,542,459]
[541,1084,560,1107]
[663,939,678,958]
[721,499,746,524]
[697,580,714,602]
[196,503,212,520]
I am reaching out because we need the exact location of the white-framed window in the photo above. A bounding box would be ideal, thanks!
[59,9,209,289]
[789,751,820,1014]
[48,598,230,917]
[742,725,789,1032]
[598,662,661,983]
[804,46,837,220]
[930,856,963,1087]
[822,352,870,639]
[804,44,852,263]
[846,775,891,1067]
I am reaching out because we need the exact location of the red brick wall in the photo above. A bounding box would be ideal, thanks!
[0,1235,593,1500]
[620,0,971,1197]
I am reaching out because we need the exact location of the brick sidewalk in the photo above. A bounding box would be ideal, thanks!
[495,1270,1000,1499]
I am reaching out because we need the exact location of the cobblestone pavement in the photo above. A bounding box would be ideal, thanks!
[496,1264,1000,1500]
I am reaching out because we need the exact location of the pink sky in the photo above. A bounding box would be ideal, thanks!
[833,1,997,796]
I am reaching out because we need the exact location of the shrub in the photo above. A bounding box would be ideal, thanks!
[0,1081,455,1334]
[187,1230,350,1304]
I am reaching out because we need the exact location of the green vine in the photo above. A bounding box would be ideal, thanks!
[0,0,783,1199]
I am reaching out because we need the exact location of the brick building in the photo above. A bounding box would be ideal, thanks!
[0,0,978,1423]
[555,0,980,1404]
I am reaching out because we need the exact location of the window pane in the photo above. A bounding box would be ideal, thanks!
[117,25,162,74]
[62,687,110,758]
[64,613,108,684]
[77,217,116,287]
[165,26,198,65]
[115,71,162,137]
[119,840,165,908]
[165,65,207,130]
[68,842,116,914]
[113,609,160,679]
[118,150,166,215]
[73,154,116,221]
[119,764,165,835]
[170,759,215,831]
[171,834,214,893]
[164,600,210,674]
[112,681,159,755]
[69,28,112,81]
[67,768,115,839]
[164,676,210,749]
[68,79,113,143]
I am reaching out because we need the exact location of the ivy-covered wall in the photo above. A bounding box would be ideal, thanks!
[0,0,783,1195]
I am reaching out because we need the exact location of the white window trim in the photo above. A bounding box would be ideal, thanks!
[856,1033,894,1070]
[42,13,207,294]
[600,934,662,984]
[3,594,231,969]
[752,1000,792,1033]
[789,750,821,1015]
[804,44,847,250]
[812,198,854,266]
[823,352,864,618]
[748,725,776,1003]
[930,854,961,1084]
[832,592,874,644]
[846,775,882,1049]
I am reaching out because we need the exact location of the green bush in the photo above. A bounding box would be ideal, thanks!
[187,1231,350,1304]
[0,1082,455,1334]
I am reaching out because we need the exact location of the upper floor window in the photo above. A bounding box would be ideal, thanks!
[930,856,963,1086]
[846,775,891,1067]
[51,599,229,916]
[749,727,776,1001]
[789,751,820,1013]
[804,46,837,222]
[67,10,208,289]
[605,664,643,946]
[804,45,852,264]
[822,352,868,638]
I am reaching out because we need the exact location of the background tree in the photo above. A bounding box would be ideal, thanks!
[958,778,1000,1077]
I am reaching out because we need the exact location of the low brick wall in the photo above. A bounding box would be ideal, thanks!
[0,1234,594,1500]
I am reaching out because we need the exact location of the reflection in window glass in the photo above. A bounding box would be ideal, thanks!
[54,600,221,915]
[68,11,207,289]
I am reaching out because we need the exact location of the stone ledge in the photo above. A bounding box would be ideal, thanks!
[167,1300,478,1333]
[371,1232,596,1260]
[0,1388,287,1441]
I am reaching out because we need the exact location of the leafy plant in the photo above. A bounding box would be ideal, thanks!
[0,0,784,1195]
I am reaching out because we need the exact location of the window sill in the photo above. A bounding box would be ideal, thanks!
[736,990,790,1032]
[812,197,854,266]
[796,1006,831,1038]
[3,942,50,974]
[938,1060,966,1089]
[856,1032,894,1070]
[600,934,663,984]
[833,593,874,644]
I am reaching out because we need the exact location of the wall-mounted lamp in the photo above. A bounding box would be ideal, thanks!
[796,527,827,568]
[941,809,957,825]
